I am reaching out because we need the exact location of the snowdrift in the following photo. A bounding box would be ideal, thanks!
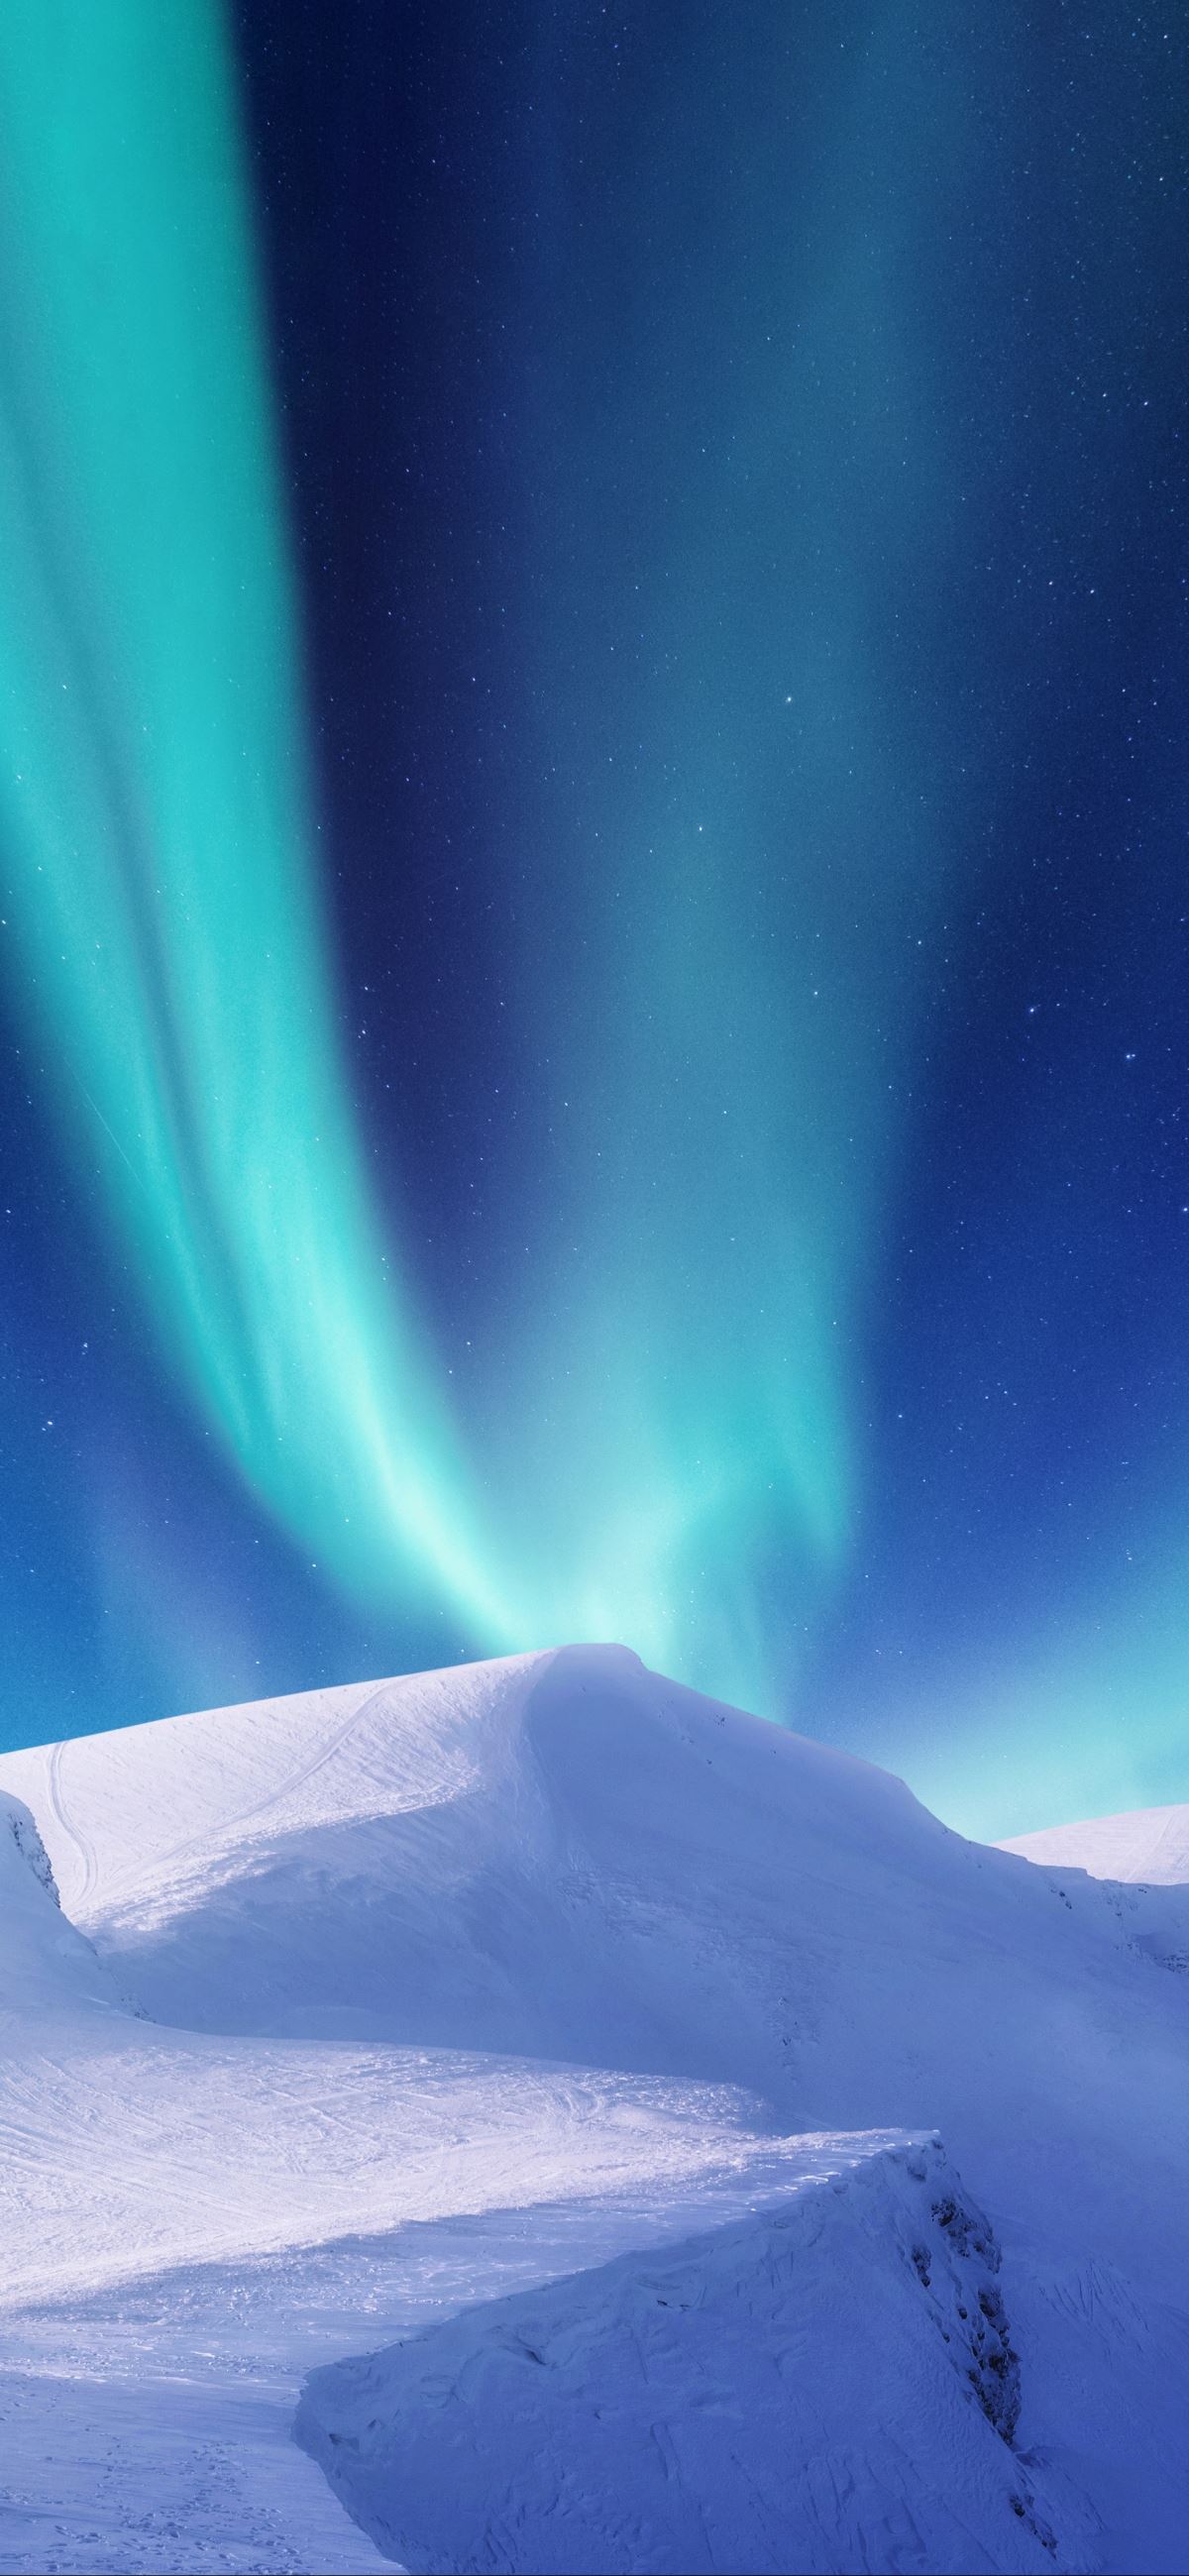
[1002,1801,1189,1885]
[299,2136,1078,2576]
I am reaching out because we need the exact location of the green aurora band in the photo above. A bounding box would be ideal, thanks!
[0,0,517,1648]
[0,1,973,1719]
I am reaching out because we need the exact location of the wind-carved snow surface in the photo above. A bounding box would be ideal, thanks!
[0,1643,1187,2571]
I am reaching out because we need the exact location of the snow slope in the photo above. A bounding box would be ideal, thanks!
[1001,1803,1189,1975]
[0,1820,861,2560]
[1001,1802,1189,1884]
[1,1643,1188,2571]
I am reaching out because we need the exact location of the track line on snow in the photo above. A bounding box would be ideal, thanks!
[46,1742,98,1910]
[211,1677,415,1838]
[96,1671,467,1910]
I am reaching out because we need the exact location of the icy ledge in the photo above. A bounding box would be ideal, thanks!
[297,2134,1086,2576]
[4,1793,61,1908]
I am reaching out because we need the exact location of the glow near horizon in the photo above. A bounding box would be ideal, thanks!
[0,2,518,1648]
[890,1542,1189,1846]
[473,6,964,1713]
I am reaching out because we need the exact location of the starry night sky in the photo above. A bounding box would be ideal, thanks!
[0,0,1186,1838]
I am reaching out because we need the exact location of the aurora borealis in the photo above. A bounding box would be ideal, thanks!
[1,0,1186,1839]
[0,3,518,1653]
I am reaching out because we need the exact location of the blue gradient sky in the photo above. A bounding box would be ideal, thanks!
[1,0,1186,1840]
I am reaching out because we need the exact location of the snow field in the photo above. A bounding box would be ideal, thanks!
[0,1643,1187,2569]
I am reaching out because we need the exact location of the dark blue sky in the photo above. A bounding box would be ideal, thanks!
[1,1,1186,1837]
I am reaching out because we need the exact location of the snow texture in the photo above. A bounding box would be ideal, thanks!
[0,1642,1186,2571]
[299,2138,1072,2576]
[1002,1802,1189,1885]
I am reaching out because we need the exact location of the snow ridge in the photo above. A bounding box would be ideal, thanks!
[297,2136,1074,2576]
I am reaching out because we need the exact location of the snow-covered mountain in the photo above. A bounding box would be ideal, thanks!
[1,1644,1186,2573]
[1001,1800,1189,1883]
[1001,1802,1189,1978]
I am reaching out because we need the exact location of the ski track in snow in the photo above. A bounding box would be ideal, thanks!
[46,1739,97,1910]
[70,1673,410,1918]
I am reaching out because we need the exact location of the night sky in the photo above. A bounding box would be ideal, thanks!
[0,1,1186,1839]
